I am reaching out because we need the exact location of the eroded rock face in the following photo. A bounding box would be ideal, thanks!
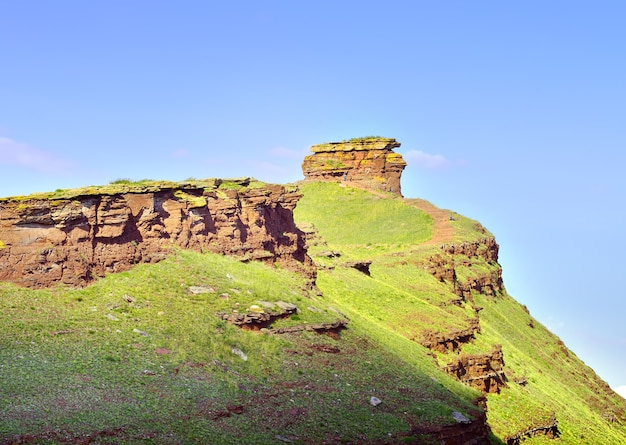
[301,137,407,196]
[0,179,314,288]
[420,318,481,353]
[443,346,507,394]
[424,238,504,302]
[505,414,560,444]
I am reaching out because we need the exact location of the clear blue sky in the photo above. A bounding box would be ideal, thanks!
[1,1,625,394]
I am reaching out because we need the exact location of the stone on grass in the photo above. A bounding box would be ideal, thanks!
[452,411,471,424]
[275,301,298,312]
[231,347,248,361]
[133,328,149,337]
[188,286,215,295]
[258,301,277,309]
[370,396,382,406]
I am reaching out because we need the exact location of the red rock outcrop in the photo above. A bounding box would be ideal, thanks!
[423,238,504,301]
[420,318,481,353]
[443,346,507,394]
[505,414,560,444]
[301,137,407,196]
[0,178,314,288]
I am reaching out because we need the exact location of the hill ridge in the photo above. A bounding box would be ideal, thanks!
[0,137,625,444]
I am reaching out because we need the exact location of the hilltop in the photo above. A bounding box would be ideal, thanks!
[0,138,625,444]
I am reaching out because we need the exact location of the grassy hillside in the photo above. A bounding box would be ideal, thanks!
[0,248,481,444]
[1,180,625,444]
[293,181,626,444]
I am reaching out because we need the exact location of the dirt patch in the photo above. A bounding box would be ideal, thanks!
[405,198,454,245]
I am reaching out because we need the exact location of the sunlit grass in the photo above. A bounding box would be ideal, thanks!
[2,179,626,443]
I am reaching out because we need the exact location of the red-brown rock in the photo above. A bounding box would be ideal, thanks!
[301,137,407,196]
[0,179,314,288]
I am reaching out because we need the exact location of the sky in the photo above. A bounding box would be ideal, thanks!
[1,1,625,395]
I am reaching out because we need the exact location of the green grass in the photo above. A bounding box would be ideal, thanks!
[0,249,485,444]
[293,180,626,444]
[0,177,268,203]
[2,179,626,443]
[295,182,432,257]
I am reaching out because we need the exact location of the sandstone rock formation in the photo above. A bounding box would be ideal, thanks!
[0,178,314,288]
[301,137,407,196]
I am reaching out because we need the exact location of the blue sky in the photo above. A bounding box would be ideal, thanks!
[1,1,625,394]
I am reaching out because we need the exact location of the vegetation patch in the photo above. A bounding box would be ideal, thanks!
[173,190,207,208]
[294,181,432,254]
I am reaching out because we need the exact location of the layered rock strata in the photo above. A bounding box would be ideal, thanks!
[0,178,313,288]
[424,237,504,302]
[443,346,507,394]
[420,318,481,353]
[505,415,560,444]
[301,137,407,196]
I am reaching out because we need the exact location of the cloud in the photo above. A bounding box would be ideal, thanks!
[615,385,626,399]
[267,146,309,159]
[542,315,566,333]
[0,136,73,173]
[403,150,451,170]
[170,149,191,159]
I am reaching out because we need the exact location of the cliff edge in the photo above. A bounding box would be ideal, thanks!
[0,178,313,288]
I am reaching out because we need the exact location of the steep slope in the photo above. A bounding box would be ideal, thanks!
[0,180,489,444]
[1,158,625,443]
[293,181,626,444]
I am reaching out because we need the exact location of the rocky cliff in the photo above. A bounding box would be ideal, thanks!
[0,178,313,288]
[301,137,407,196]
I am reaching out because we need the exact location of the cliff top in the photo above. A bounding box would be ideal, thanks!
[0,177,274,202]
[310,136,400,153]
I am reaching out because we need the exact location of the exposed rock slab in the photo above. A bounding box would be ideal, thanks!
[219,301,299,330]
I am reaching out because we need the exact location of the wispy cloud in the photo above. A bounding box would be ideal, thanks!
[170,149,190,159]
[403,150,451,170]
[267,146,309,159]
[249,160,287,175]
[542,315,566,333]
[615,385,626,399]
[0,136,73,173]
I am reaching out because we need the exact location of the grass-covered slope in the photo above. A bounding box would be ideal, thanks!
[0,248,481,444]
[293,181,626,444]
[2,180,625,444]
